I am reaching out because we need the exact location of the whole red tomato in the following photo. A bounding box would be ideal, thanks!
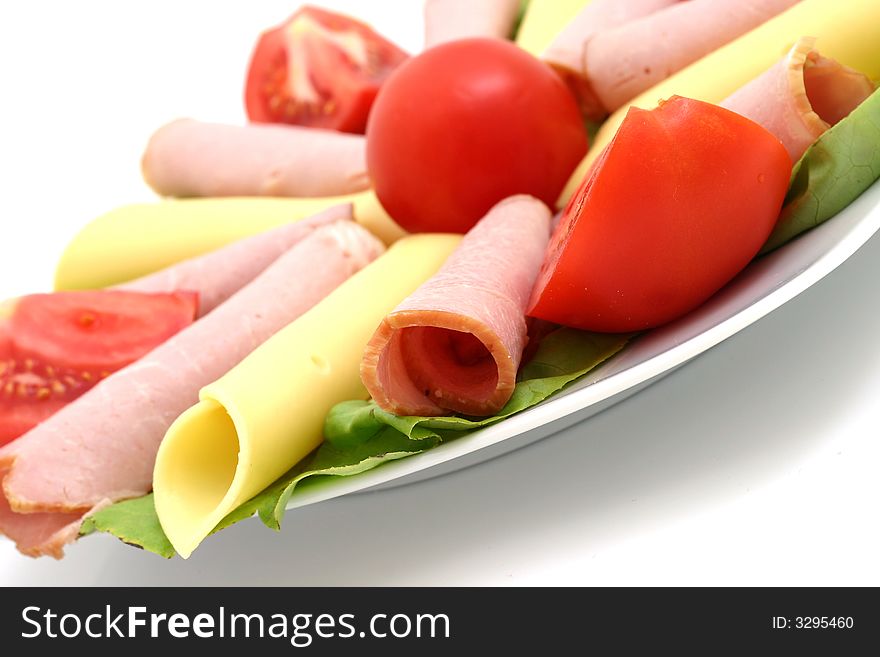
[366,38,588,233]
[528,96,792,333]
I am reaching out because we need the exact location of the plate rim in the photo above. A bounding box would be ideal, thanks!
[285,179,880,511]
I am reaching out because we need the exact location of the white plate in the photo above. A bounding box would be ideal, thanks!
[284,178,880,510]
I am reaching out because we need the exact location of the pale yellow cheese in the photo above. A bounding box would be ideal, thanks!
[351,189,408,245]
[153,233,461,558]
[559,0,880,206]
[54,191,407,291]
[0,298,16,318]
[516,0,592,56]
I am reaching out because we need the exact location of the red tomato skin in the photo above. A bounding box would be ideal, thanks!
[0,401,65,446]
[366,38,589,234]
[244,6,408,134]
[244,26,286,125]
[10,290,198,372]
[0,290,198,445]
[528,96,792,333]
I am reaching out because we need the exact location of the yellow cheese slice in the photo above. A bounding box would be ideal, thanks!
[352,189,407,245]
[0,298,16,319]
[516,0,592,56]
[153,232,461,558]
[54,191,407,290]
[559,0,880,206]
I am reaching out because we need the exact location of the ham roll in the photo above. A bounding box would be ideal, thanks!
[546,0,800,120]
[424,0,523,48]
[0,220,384,558]
[544,0,680,116]
[721,36,875,163]
[141,119,370,198]
[117,203,349,316]
[361,195,551,417]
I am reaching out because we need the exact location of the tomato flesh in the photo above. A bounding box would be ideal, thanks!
[366,38,589,234]
[528,96,792,333]
[0,353,84,446]
[0,290,198,445]
[11,290,198,372]
[244,6,408,134]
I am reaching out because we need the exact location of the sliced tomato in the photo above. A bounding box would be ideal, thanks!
[244,6,409,134]
[10,290,197,372]
[0,290,198,446]
[528,96,792,333]
[0,406,64,447]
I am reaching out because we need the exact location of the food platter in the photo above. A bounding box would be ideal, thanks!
[282,177,880,507]
[2,1,879,569]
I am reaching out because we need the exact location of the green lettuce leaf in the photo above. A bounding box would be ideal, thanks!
[761,87,880,253]
[79,495,175,558]
[325,328,630,443]
[81,328,627,557]
[510,0,532,40]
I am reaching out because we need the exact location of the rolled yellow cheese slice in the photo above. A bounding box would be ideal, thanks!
[515,0,592,55]
[153,233,461,558]
[559,0,880,206]
[54,191,406,290]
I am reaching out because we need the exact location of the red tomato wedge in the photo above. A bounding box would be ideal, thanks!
[0,290,198,446]
[528,96,791,333]
[244,6,409,134]
[0,321,65,445]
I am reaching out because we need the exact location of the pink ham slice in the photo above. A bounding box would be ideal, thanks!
[721,36,876,163]
[0,207,346,496]
[547,0,801,121]
[361,195,551,417]
[141,119,369,198]
[544,0,681,117]
[424,0,522,48]
[0,220,384,558]
[117,203,349,316]
[0,492,84,560]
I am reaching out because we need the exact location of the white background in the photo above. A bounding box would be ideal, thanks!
[1,0,878,585]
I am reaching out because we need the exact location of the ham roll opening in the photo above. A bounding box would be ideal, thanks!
[721,36,875,163]
[361,195,551,417]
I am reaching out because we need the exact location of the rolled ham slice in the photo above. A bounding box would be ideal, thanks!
[544,0,680,116]
[547,0,801,121]
[0,220,384,558]
[117,203,348,316]
[361,195,551,417]
[141,119,370,198]
[424,0,522,48]
[721,36,875,163]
